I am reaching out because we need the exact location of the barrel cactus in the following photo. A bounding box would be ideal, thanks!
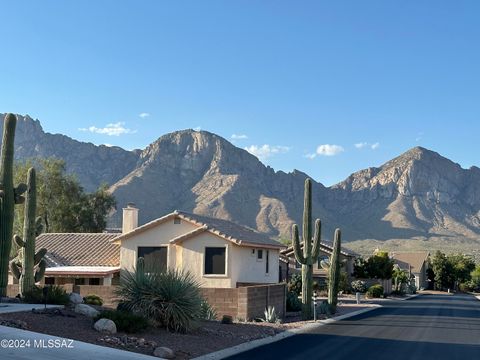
[10,167,47,295]
[0,114,28,297]
[328,228,341,313]
[292,178,322,320]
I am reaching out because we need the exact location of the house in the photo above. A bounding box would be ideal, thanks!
[9,204,285,289]
[391,252,430,290]
[280,241,358,284]
[112,205,286,288]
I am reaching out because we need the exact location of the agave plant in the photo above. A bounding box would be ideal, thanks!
[260,306,280,324]
[200,299,218,321]
[116,258,204,333]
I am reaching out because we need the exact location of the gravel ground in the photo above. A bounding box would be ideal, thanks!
[0,304,372,359]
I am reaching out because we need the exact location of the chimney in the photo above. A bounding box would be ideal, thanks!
[122,203,139,233]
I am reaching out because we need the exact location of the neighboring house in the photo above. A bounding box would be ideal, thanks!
[9,204,285,289]
[280,241,358,283]
[112,206,285,288]
[392,252,430,290]
[8,233,120,287]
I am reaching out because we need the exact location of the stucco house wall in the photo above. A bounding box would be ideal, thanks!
[119,217,280,288]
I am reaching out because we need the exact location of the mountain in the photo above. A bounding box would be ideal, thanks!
[0,114,140,191]
[2,114,480,256]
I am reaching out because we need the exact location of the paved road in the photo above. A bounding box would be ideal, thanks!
[227,294,480,360]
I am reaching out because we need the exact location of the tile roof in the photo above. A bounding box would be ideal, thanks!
[281,240,358,258]
[113,210,285,249]
[176,211,285,249]
[36,233,120,267]
[392,252,430,273]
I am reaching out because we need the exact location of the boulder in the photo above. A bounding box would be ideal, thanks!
[94,318,117,334]
[69,292,83,305]
[153,346,175,359]
[74,304,99,318]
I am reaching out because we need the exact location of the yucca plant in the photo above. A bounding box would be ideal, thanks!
[116,258,204,333]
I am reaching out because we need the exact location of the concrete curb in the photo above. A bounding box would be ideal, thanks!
[402,293,422,301]
[192,305,381,360]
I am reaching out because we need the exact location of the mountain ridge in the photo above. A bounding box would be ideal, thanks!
[2,113,480,256]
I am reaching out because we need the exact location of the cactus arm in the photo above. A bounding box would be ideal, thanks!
[292,224,306,264]
[34,248,47,265]
[311,219,322,261]
[34,259,47,283]
[9,258,21,280]
[13,234,25,248]
[35,217,44,236]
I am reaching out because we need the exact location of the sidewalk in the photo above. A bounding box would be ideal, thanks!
[0,325,157,360]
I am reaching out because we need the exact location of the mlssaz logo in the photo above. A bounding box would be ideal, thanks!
[34,339,74,349]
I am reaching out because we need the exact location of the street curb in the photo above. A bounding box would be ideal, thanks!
[402,293,422,301]
[191,305,381,360]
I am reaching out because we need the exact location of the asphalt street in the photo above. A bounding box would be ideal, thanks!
[227,293,480,360]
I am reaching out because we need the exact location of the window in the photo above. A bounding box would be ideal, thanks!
[75,278,85,285]
[204,247,226,275]
[89,278,100,286]
[317,256,329,270]
[266,250,269,274]
[174,218,181,224]
[251,249,255,256]
[44,277,55,285]
[257,249,263,260]
[138,246,168,271]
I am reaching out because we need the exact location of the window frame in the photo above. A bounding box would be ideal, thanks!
[203,246,228,277]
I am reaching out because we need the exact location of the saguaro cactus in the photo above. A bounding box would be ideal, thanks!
[10,168,47,295]
[328,229,341,313]
[0,114,27,297]
[292,178,321,320]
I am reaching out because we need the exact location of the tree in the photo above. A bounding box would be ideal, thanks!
[431,250,448,290]
[14,158,116,235]
[353,252,394,280]
[431,251,475,290]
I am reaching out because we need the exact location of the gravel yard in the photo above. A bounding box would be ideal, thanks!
[0,304,373,359]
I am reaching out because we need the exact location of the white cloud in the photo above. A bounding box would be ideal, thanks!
[139,112,150,118]
[79,122,136,136]
[354,142,380,150]
[193,126,202,132]
[354,142,368,149]
[315,144,344,157]
[304,153,317,160]
[245,144,290,161]
[231,134,248,140]
[103,143,114,147]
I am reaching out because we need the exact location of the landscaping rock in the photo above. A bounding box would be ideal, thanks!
[74,304,99,318]
[0,319,28,329]
[69,292,83,305]
[153,346,175,359]
[94,318,117,334]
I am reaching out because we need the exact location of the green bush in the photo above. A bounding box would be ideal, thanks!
[286,291,302,312]
[287,274,302,295]
[23,285,69,305]
[94,310,149,333]
[83,294,104,306]
[366,284,384,298]
[199,300,217,320]
[116,264,203,333]
[351,280,367,293]
[221,315,233,324]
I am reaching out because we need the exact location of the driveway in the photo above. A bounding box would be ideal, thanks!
[226,293,480,360]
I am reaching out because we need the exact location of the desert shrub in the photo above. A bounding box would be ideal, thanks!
[286,291,302,312]
[459,281,475,293]
[23,285,69,305]
[366,284,384,298]
[116,264,203,333]
[287,274,302,295]
[95,310,149,333]
[83,294,104,306]
[316,300,332,316]
[351,280,367,293]
[199,300,217,320]
[221,315,233,324]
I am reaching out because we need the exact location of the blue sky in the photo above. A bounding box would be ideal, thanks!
[1,1,479,186]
